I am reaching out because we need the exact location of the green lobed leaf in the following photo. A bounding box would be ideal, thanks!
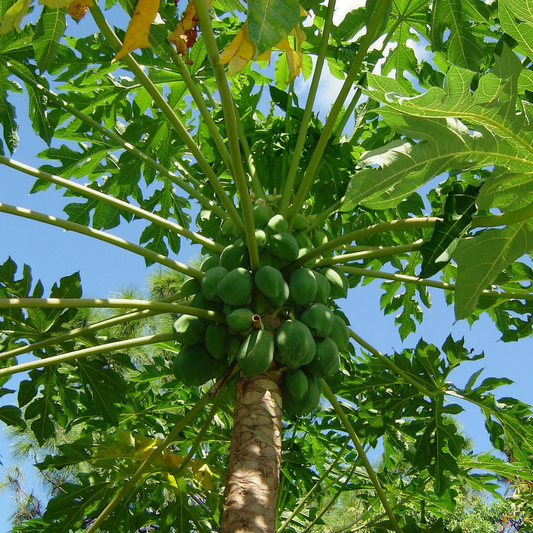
[32,7,66,74]
[247,0,301,55]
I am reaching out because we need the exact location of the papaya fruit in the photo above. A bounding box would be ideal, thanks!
[274,320,316,368]
[172,343,214,386]
[267,214,288,233]
[292,213,310,231]
[319,267,348,299]
[180,277,202,297]
[313,271,331,305]
[217,267,253,306]
[258,247,284,270]
[284,369,308,399]
[201,255,219,272]
[204,323,231,359]
[266,280,290,307]
[329,314,350,352]
[289,267,317,306]
[255,265,285,299]
[227,307,255,332]
[190,292,225,313]
[221,218,235,236]
[292,231,313,251]
[253,204,272,228]
[305,337,340,378]
[237,329,275,377]
[172,315,206,345]
[201,266,228,301]
[255,229,268,249]
[270,232,299,262]
[220,243,250,271]
[300,303,334,337]
[283,373,322,416]
[312,230,328,248]
[228,335,242,362]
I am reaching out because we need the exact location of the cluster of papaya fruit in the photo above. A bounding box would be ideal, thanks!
[171,203,351,416]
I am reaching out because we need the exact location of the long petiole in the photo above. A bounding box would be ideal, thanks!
[305,198,344,235]
[1,59,228,222]
[0,202,203,277]
[0,291,188,361]
[195,0,260,270]
[0,297,225,321]
[314,241,423,267]
[321,381,402,533]
[89,3,245,235]
[339,265,533,301]
[169,48,233,173]
[279,0,337,218]
[287,217,439,273]
[349,328,436,397]
[0,332,174,378]
[288,0,393,225]
[0,155,223,253]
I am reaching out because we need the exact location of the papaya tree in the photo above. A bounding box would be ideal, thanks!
[1,0,533,531]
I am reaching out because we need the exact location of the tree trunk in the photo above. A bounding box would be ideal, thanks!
[221,367,283,533]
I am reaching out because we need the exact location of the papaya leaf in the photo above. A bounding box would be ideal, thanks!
[499,0,533,60]
[454,220,533,319]
[0,404,27,428]
[32,7,66,74]
[420,182,479,278]
[247,0,301,55]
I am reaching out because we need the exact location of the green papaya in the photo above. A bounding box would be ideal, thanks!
[292,231,313,251]
[180,277,202,298]
[266,280,290,307]
[300,303,334,337]
[270,232,299,262]
[190,292,225,313]
[319,267,348,299]
[289,267,317,306]
[253,204,272,228]
[305,337,340,378]
[258,247,284,269]
[292,213,310,231]
[312,230,328,248]
[255,229,268,249]
[275,320,316,368]
[172,343,214,386]
[204,323,231,359]
[329,314,350,352]
[220,243,250,271]
[228,335,242,362]
[255,265,285,299]
[201,255,220,272]
[172,315,206,345]
[313,271,331,305]
[227,307,255,332]
[201,266,228,301]
[221,218,235,236]
[284,369,308,399]
[217,267,253,306]
[267,214,288,233]
[237,329,274,377]
[283,373,322,416]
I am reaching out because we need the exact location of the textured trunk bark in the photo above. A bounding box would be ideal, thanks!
[220,367,283,533]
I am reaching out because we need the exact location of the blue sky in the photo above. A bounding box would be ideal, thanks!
[2,0,533,528]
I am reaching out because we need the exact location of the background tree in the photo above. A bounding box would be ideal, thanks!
[1,0,533,532]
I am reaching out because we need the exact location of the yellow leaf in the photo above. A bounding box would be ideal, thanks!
[0,0,32,35]
[168,0,214,63]
[66,0,93,20]
[193,462,213,490]
[167,473,179,488]
[112,0,160,63]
